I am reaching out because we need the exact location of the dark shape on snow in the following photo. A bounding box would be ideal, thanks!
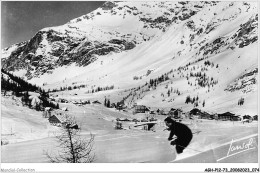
[150,110,156,114]
[134,105,150,113]
[189,108,214,120]
[242,115,253,123]
[110,103,116,108]
[92,100,101,104]
[66,123,79,129]
[48,115,61,125]
[134,122,157,131]
[168,108,182,119]
[231,115,242,121]
[116,117,132,122]
[132,118,139,122]
[217,112,235,121]
[189,108,201,115]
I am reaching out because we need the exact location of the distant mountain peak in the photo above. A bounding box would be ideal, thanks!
[1,2,258,114]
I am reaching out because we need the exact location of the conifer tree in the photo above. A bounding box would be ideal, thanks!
[104,98,107,107]
[107,99,110,108]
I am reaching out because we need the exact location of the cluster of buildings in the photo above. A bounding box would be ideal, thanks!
[132,105,258,122]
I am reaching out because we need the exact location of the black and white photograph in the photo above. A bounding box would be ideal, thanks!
[1,0,259,172]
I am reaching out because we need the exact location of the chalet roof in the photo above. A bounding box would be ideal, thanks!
[218,112,235,116]
[243,115,253,118]
[190,108,201,115]
[48,115,61,124]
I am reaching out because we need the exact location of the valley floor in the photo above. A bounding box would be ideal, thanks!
[1,96,258,163]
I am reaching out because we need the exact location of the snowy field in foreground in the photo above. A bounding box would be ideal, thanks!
[1,96,258,163]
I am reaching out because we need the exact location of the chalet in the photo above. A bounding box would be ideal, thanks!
[48,115,62,126]
[232,115,242,121]
[189,108,201,115]
[189,108,203,119]
[189,108,214,120]
[134,105,149,113]
[243,115,253,121]
[145,108,151,114]
[66,123,79,130]
[168,108,183,119]
[198,111,214,119]
[217,112,235,121]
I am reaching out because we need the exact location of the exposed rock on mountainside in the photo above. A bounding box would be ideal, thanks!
[225,68,258,93]
[1,1,258,113]
[2,1,220,79]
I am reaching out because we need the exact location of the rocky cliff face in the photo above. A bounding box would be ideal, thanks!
[2,1,218,80]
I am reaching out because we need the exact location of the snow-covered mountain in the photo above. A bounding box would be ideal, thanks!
[1,1,258,115]
[1,1,219,78]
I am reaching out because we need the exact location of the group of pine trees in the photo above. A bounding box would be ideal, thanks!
[20,91,59,111]
[1,69,58,111]
[104,98,111,108]
[185,95,199,104]
[50,83,114,94]
[90,85,115,93]
[50,85,87,92]
[1,69,42,95]
[185,95,205,107]
[167,88,181,97]
[149,74,170,88]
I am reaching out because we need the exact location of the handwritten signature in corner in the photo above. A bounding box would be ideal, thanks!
[227,137,256,156]
[217,137,256,162]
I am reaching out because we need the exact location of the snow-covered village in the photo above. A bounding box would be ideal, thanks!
[1,1,258,164]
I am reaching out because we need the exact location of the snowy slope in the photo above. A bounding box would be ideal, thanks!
[1,1,258,116]
[1,96,60,143]
[1,1,216,79]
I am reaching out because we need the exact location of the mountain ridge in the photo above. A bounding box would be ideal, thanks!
[1,1,258,115]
